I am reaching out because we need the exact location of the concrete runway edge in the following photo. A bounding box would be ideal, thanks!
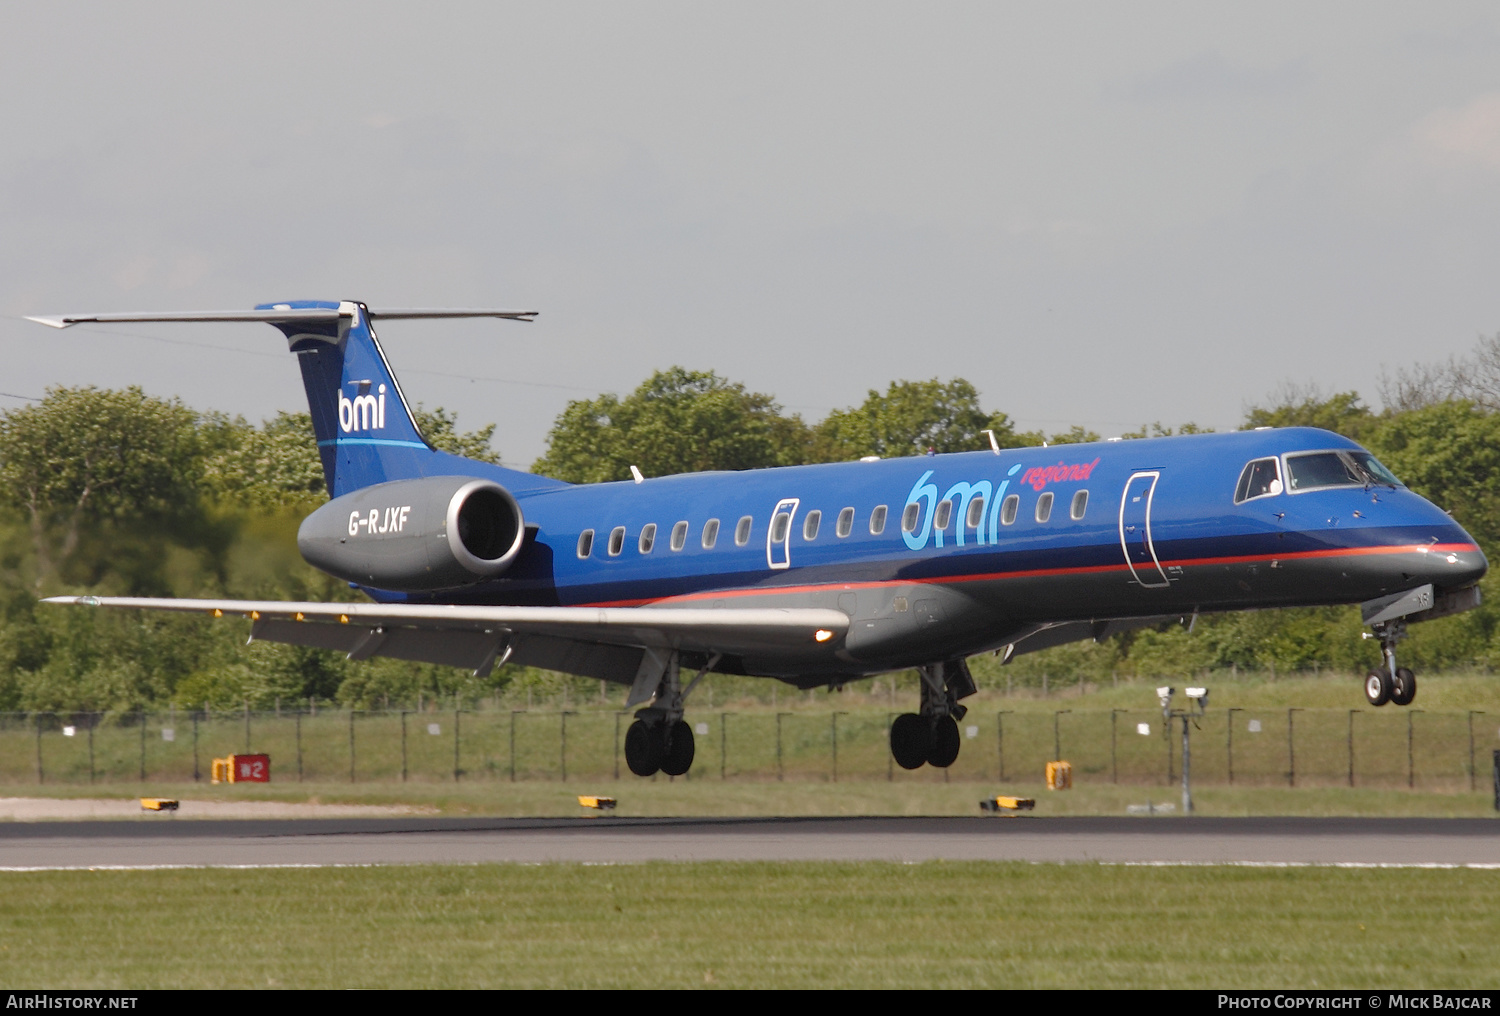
[0,816,1497,868]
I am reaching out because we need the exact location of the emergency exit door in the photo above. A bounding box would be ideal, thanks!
[1119,471,1169,588]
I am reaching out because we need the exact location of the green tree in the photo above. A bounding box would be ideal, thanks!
[532,368,811,482]
[1366,400,1500,548]
[1242,385,1378,440]
[414,406,501,464]
[202,411,326,511]
[0,387,203,590]
[811,378,1040,461]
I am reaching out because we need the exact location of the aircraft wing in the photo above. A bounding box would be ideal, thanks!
[42,596,848,682]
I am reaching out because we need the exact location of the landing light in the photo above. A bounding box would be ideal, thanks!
[814,629,834,642]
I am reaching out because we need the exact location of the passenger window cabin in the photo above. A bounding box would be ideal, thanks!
[639,523,656,554]
[933,499,952,532]
[966,496,985,530]
[836,507,854,537]
[702,518,720,549]
[577,529,594,558]
[803,510,821,540]
[870,505,888,535]
[1070,490,1088,520]
[1000,494,1020,526]
[1035,492,1054,523]
[901,502,921,533]
[670,520,688,551]
[608,526,626,556]
[735,516,753,546]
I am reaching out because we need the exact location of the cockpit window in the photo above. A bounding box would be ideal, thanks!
[1284,450,1403,493]
[1234,458,1283,503]
[1347,451,1403,488]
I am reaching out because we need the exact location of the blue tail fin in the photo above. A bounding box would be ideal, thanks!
[258,300,563,497]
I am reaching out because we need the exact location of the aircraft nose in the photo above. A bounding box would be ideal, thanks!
[1421,542,1488,592]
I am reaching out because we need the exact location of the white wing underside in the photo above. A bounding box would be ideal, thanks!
[42,596,849,682]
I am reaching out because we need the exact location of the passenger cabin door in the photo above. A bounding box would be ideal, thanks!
[1119,471,1169,588]
[767,498,798,570]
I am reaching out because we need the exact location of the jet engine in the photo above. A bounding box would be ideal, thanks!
[298,476,526,590]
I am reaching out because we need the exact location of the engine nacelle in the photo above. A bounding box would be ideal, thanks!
[298,476,526,590]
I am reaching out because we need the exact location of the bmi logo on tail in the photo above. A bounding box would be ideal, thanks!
[338,383,387,433]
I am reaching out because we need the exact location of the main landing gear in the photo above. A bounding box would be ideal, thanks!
[890,659,977,770]
[622,652,718,778]
[1363,619,1417,708]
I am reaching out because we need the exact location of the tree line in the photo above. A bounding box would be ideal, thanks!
[1,338,1498,712]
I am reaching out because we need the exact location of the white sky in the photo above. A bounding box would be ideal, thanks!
[4,2,1500,467]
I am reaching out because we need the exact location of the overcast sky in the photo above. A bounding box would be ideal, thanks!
[4,2,1500,467]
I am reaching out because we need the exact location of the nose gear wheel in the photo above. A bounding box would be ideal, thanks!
[1364,669,1392,707]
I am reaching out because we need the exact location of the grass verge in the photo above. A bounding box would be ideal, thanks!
[2,862,1497,988]
[3,779,1500,818]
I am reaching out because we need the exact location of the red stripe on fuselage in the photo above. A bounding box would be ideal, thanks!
[574,542,1480,608]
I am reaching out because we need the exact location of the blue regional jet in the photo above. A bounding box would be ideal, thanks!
[28,301,1489,776]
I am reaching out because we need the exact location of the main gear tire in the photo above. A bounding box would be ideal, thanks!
[1390,667,1417,707]
[661,719,696,776]
[890,713,932,770]
[624,719,664,777]
[1364,669,1392,707]
[927,715,961,768]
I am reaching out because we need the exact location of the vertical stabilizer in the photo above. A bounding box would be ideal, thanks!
[258,300,436,496]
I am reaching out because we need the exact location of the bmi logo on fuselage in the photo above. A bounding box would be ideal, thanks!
[338,384,387,433]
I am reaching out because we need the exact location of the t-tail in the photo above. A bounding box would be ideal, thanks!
[27,300,567,497]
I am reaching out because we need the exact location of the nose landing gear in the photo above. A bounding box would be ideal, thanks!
[1362,619,1417,707]
[889,660,975,770]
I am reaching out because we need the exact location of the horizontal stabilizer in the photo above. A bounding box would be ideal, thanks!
[25,307,536,329]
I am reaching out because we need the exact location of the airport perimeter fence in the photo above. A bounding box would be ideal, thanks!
[0,707,1497,790]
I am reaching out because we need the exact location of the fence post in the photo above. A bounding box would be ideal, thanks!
[831,712,842,783]
[1110,709,1119,784]
[1165,712,1173,786]
[139,712,146,782]
[888,713,896,782]
[348,709,356,783]
[1470,711,1485,792]
[510,710,519,782]
[1053,709,1070,762]
[455,709,463,782]
[295,712,303,782]
[401,711,408,782]
[1347,710,1359,788]
[721,712,728,781]
[776,712,788,782]
[244,702,251,753]
[1407,710,1423,790]
[1227,707,1241,786]
[1287,708,1302,787]
[997,711,1010,781]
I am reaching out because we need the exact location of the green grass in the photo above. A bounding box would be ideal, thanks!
[3,779,1498,819]
[3,862,1498,988]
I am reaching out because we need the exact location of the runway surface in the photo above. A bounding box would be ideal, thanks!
[1,816,1498,868]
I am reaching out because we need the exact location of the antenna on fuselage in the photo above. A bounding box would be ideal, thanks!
[981,430,1001,455]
